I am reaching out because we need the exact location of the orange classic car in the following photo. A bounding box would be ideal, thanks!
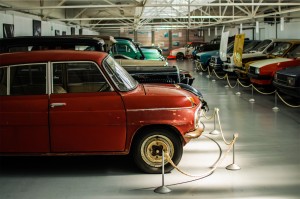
[0,50,204,173]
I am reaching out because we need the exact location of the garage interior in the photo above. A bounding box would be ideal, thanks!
[0,1,300,199]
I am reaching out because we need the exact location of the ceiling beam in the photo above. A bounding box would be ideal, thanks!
[1,3,300,11]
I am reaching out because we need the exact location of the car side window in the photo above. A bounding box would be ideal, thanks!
[0,68,7,95]
[52,62,111,93]
[10,64,47,95]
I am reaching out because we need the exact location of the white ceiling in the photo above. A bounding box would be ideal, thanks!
[1,0,300,33]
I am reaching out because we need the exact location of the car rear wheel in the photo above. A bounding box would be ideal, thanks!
[132,128,183,174]
[176,53,184,60]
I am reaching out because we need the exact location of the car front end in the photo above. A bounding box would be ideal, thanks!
[273,66,300,98]
[248,58,300,85]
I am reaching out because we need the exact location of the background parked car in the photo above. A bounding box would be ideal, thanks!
[273,66,300,98]
[167,41,206,60]
[248,42,300,85]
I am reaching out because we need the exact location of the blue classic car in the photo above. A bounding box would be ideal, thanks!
[273,66,300,98]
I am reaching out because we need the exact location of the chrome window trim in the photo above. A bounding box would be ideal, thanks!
[4,63,48,95]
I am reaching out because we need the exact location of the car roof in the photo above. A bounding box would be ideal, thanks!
[0,36,105,45]
[0,50,108,66]
[0,36,106,53]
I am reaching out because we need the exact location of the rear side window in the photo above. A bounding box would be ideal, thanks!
[10,64,47,95]
[0,68,7,95]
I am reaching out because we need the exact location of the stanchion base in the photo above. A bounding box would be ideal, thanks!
[212,79,216,82]
[249,98,255,103]
[226,163,241,171]
[154,186,172,194]
[209,130,220,135]
[199,72,203,75]
[235,92,241,96]
[272,107,279,112]
[225,85,229,88]
[206,75,210,79]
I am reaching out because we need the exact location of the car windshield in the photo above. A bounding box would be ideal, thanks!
[269,42,292,56]
[243,41,261,53]
[250,39,272,52]
[285,44,300,58]
[184,44,192,48]
[141,48,163,60]
[103,55,138,91]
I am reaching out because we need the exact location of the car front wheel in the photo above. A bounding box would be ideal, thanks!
[176,53,184,60]
[132,128,183,174]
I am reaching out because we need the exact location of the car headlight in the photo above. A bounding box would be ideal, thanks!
[255,68,260,74]
[194,106,202,129]
[287,77,296,86]
[274,73,278,81]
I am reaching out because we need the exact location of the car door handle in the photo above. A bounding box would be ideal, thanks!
[50,103,66,108]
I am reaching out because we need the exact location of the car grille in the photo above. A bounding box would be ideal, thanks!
[276,73,288,85]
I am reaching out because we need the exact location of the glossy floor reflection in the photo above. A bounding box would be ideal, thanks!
[0,60,299,199]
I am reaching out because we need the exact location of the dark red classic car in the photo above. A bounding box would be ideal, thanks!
[0,50,204,173]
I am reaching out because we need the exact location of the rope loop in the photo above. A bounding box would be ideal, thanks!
[276,92,300,108]
[251,84,276,95]
[237,79,252,88]
[215,108,235,145]
[226,75,238,88]
[165,134,238,178]
[212,69,228,79]
[202,107,217,120]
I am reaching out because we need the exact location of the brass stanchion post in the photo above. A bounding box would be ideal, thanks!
[226,135,241,171]
[154,150,171,194]
[249,85,255,103]
[272,91,279,111]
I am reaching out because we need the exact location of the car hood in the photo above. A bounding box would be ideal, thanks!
[196,50,218,57]
[276,66,300,77]
[122,84,200,110]
[250,58,291,68]
[242,52,264,58]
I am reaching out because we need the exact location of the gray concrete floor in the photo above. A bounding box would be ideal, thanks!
[0,60,299,199]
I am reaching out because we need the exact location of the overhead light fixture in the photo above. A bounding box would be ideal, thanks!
[256,21,259,33]
[240,23,243,33]
[280,17,284,31]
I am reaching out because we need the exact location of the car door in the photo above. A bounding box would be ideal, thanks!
[49,61,126,152]
[0,64,49,153]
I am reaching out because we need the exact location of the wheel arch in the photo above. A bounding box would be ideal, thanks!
[129,124,184,154]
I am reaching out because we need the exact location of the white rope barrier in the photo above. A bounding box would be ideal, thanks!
[276,92,300,108]
[212,70,228,80]
[162,106,240,178]
[204,69,300,108]
[165,134,238,178]
[226,75,238,88]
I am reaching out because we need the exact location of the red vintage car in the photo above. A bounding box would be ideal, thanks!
[0,50,204,173]
[248,42,300,85]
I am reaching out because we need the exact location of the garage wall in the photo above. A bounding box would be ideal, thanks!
[0,11,98,38]
[204,20,300,43]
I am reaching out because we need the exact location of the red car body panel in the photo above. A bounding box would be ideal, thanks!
[0,50,202,155]
[250,58,300,85]
[0,95,49,153]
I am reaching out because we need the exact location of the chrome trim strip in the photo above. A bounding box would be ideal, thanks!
[127,107,192,112]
